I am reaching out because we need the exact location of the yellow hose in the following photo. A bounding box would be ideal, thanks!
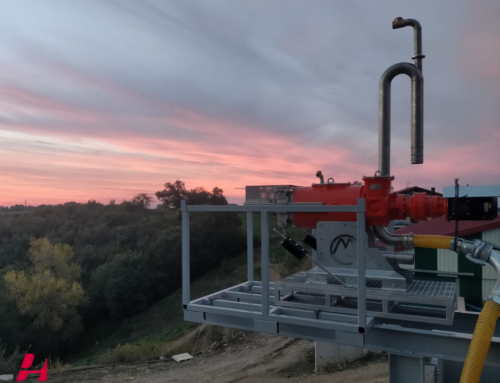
[412,234,500,382]
[460,300,500,383]
[413,235,453,249]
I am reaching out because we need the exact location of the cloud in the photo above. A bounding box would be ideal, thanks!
[0,0,498,206]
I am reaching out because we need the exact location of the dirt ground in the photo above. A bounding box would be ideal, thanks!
[49,333,389,383]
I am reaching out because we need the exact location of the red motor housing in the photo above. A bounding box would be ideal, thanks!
[292,177,447,228]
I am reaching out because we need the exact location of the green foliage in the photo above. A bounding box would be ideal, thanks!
[155,180,228,208]
[97,342,152,364]
[67,252,254,366]
[131,193,153,208]
[155,180,187,208]
[0,341,26,374]
[4,238,85,356]
[0,181,244,363]
[208,326,224,343]
[90,252,154,317]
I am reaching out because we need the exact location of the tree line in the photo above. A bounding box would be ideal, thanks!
[0,181,245,366]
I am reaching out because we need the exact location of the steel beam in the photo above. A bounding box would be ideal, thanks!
[247,212,254,282]
[366,322,500,367]
[186,205,357,212]
[261,211,270,318]
[357,198,366,331]
[181,200,190,306]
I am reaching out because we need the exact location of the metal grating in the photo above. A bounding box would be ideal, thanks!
[277,272,455,298]
[283,273,385,289]
[275,272,457,324]
[406,280,455,298]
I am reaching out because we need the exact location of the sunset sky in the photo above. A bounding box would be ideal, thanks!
[1,0,499,206]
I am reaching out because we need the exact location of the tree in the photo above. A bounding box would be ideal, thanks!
[90,252,153,317]
[185,187,211,205]
[155,180,187,208]
[4,238,85,340]
[131,193,153,208]
[210,186,228,205]
[155,181,229,207]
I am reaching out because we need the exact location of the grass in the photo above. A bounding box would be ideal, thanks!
[66,251,259,366]
[67,212,313,366]
[319,351,388,374]
[0,342,26,375]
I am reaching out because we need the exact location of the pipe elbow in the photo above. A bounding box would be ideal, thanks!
[488,249,500,304]
[393,17,422,30]
[379,62,423,84]
[378,62,424,175]
[372,226,413,248]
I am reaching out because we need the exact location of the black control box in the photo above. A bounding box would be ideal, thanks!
[447,197,498,221]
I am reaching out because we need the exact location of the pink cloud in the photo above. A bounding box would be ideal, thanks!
[1,83,498,207]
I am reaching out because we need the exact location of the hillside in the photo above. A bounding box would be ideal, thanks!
[51,334,388,383]
[63,211,310,366]
[65,250,258,365]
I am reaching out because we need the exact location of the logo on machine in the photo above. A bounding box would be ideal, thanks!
[330,235,356,265]
[330,235,356,254]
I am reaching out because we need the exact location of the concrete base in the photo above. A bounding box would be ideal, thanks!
[315,341,364,371]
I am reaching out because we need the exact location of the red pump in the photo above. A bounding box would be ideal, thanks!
[292,176,447,228]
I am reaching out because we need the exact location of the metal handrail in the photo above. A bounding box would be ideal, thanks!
[181,199,368,332]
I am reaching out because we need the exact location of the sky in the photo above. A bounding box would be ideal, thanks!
[0,0,499,206]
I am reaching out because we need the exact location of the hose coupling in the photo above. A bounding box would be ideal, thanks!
[487,249,500,304]
[400,233,414,248]
[451,238,494,266]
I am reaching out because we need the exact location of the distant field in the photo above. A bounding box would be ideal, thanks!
[0,210,30,216]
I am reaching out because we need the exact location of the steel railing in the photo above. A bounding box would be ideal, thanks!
[181,199,368,331]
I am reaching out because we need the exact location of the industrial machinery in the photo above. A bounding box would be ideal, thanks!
[182,17,500,383]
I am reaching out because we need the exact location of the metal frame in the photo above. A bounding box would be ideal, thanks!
[274,274,456,325]
[181,199,368,332]
[181,199,500,371]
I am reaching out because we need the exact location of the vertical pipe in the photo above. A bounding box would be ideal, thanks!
[312,228,317,262]
[387,221,395,253]
[378,62,424,176]
[392,17,424,73]
[261,211,270,318]
[379,17,424,176]
[412,24,423,73]
[247,212,254,283]
[181,200,190,307]
[357,198,367,330]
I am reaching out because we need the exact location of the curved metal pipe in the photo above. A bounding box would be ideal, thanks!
[383,252,414,265]
[488,249,500,304]
[372,225,413,247]
[392,17,424,72]
[378,62,424,176]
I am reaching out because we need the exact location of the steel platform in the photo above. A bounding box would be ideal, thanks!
[180,201,500,376]
[184,279,500,371]
[275,272,457,325]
